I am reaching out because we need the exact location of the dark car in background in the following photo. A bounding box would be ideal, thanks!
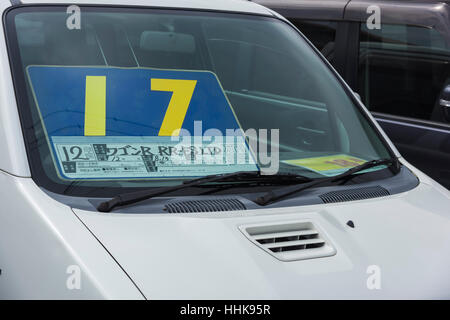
[256,0,450,188]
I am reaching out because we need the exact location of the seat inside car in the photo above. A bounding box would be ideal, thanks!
[16,15,105,67]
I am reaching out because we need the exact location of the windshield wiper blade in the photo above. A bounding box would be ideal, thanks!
[255,158,400,206]
[97,171,311,212]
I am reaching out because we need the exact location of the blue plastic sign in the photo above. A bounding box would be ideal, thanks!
[27,66,258,180]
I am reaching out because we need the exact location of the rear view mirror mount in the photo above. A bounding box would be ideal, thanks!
[140,31,195,54]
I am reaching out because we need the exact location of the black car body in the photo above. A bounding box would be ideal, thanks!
[256,0,450,188]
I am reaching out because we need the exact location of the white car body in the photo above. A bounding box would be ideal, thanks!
[0,0,450,299]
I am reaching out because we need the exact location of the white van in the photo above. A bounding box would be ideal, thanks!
[0,0,450,299]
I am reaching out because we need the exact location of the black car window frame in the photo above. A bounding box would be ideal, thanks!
[357,22,450,127]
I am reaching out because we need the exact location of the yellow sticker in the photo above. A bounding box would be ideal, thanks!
[84,76,106,136]
[283,154,367,176]
[152,78,198,137]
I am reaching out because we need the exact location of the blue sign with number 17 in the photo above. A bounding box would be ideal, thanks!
[27,65,243,138]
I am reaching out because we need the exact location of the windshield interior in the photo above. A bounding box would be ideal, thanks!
[5,6,393,196]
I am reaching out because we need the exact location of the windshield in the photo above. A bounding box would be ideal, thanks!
[5,6,393,196]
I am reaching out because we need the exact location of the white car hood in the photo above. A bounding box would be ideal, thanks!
[73,181,450,299]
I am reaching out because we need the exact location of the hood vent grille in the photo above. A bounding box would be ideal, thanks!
[165,198,246,213]
[240,221,336,261]
[320,186,389,204]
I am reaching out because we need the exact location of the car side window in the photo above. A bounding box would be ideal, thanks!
[289,19,337,62]
[358,23,450,123]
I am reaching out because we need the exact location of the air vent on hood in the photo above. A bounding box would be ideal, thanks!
[239,221,336,261]
[320,186,389,204]
[164,198,246,213]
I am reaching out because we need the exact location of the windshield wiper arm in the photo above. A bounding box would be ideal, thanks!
[255,158,400,206]
[97,171,311,212]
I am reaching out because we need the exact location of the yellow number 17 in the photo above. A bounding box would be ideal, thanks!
[84,76,197,137]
